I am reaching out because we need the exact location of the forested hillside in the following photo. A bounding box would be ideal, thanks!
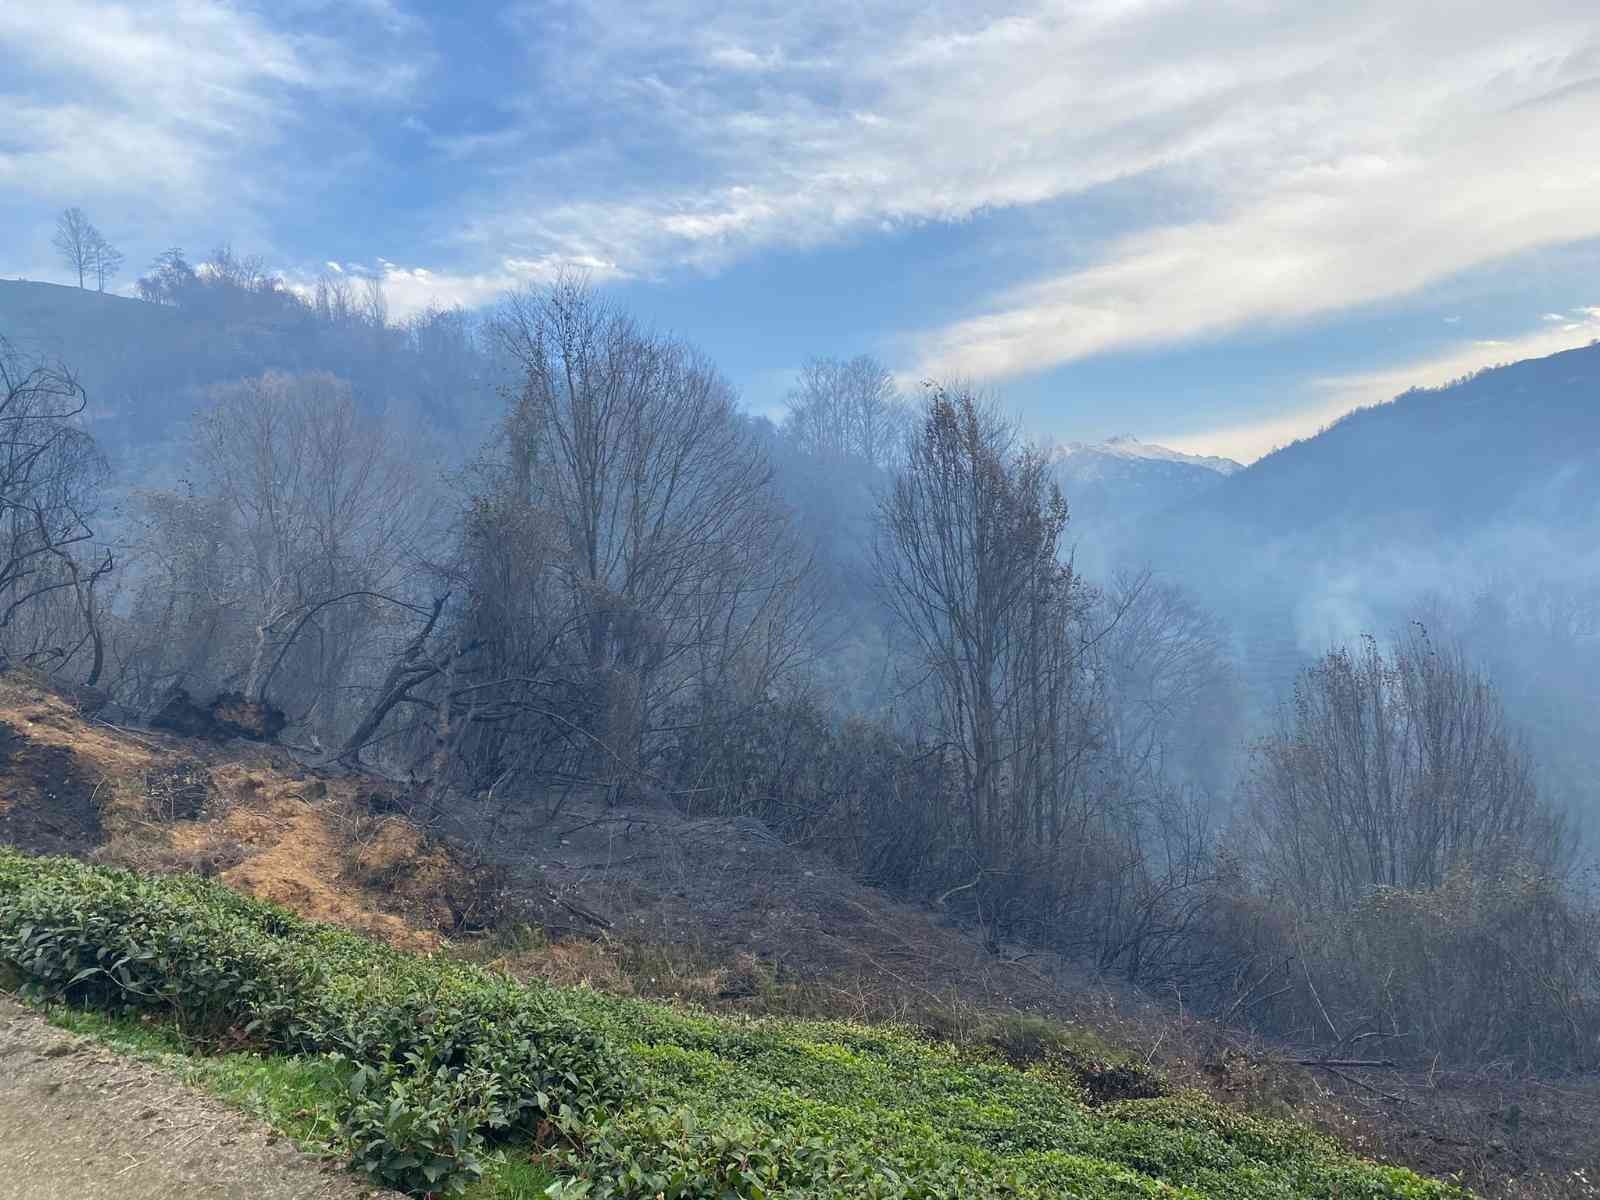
[0,270,507,477]
[1119,342,1600,818]
[1178,342,1600,540]
[3,260,1598,1197]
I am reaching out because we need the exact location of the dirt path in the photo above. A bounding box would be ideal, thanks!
[0,996,401,1200]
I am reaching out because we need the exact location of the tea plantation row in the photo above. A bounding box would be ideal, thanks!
[0,850,1462,1198]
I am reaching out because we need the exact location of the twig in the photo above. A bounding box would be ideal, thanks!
[574,854,656,871]
[1219,955,1291,1026]
[547,892,612,930]
[1321,1065,1409,1104]
[1300,953,1341,1044]
[91,717,163,752]
[172,1118,226,1152]
[553,815,662,838]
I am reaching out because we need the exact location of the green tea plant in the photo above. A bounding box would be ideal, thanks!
[0,849,627,1195]
[0,849,1468,1200]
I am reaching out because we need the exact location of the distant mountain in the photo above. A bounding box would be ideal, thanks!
[1180,341,1600,546]
[1057,435,1241,477]
[1137,339,1600,604]
[1050,436,1239,575]
[1125,340,1600,817]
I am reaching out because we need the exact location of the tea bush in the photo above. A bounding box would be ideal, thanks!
[540,998,1464,1200]
[0,849,627,1195]
[0,850,1468,1199]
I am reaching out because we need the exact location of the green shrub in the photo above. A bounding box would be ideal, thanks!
[0,850,628,1195]
[0,850,1470,1200]
[342,1059,501,1195]
[545,1106,1027,1200]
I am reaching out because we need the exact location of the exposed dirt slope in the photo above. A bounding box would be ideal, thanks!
[442,786,1136,1024]
[0,674,458,951]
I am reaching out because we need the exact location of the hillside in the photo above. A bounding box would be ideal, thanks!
[1138,339,1600,584]
[1119,343,1600,817]
[0,281,196,435]
[2,847,1470,1200]
[2,671,1596,1198]
[1050,437,1237,576]
[1187,341,1600,543]
[0,279,503,466]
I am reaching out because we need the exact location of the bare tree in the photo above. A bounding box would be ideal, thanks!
[52,208,97,289]
[1098,574,1239,797]
[1216,626,1600,1071]
[0,339,111,678]
[315,271,358,325]
[88,230,124,294]
[137,248,197,306]
[122,371,432,732]
[784,355,908,469]
[1245,625,1567,915]
[446,277,816,800]
[361,275,389,329]
[203,244,270,291]
[874,384,1069,856]
[865,384,1230,981]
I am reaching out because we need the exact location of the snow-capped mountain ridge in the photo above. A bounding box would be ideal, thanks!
[1055,435,1242,476]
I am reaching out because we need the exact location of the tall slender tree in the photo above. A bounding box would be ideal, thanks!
[89,229,124,293]
[51,207,96,288]
[874,385,1070,856]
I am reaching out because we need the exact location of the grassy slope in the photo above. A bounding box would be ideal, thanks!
[0,849,1461,1200]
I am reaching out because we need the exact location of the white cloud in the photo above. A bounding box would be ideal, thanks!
[0,1,420,221]
[1162,308,1600,462]
[6,0,1598,383]
[287,254,631,322]
[907,38,1600,379]
[454,0,1600,354]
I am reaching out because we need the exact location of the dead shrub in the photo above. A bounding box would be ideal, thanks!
[439,855,511,933]
[141,760,212,822]
[340,812,506,934]
[1205,864,1600,1074]
[93,832,248,878]
[480,925,637,994]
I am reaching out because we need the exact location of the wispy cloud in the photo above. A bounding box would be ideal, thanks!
[0,1,422,238]
[285,254,629,321]
[902,12,1600,379]
[4,0,1597,390]
[428,2,1600,350]
[372,255,628,319]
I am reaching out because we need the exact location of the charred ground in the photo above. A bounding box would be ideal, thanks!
[0,671,1594,1196]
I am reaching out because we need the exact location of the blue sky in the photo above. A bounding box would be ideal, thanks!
[3,1,1599,460]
